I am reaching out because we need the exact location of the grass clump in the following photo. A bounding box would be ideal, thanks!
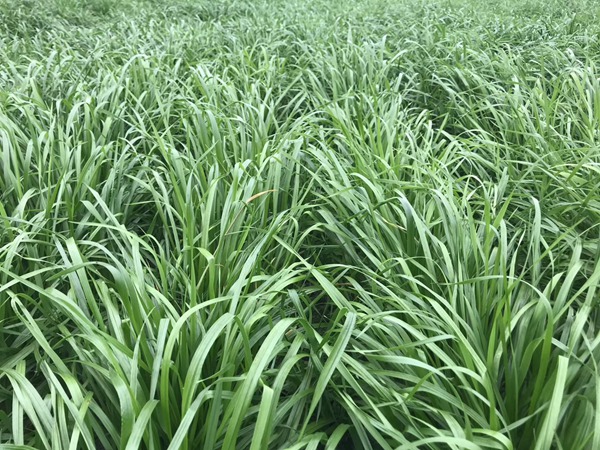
[1,0,599,448]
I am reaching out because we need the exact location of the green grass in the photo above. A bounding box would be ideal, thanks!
[1,0,599,448]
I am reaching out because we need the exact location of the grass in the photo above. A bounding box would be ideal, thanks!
[0,0,599,448]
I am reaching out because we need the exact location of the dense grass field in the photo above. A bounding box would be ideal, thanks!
[1,0,600,448]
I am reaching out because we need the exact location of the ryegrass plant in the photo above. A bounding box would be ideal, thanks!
[1,0,599,448]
